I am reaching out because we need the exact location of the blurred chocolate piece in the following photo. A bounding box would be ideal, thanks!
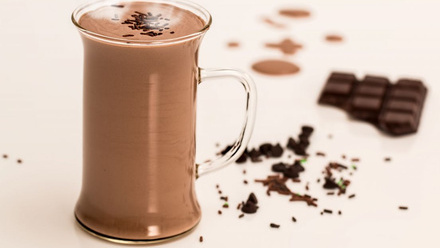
[348,75,390,123]
[318,72,357,108]
[318,72,427,136]
[378,79,427,135]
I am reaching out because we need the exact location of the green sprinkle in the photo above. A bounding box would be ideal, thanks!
[352,165,357,170]
[296,193,301,196]
[224,202,228,207]
[337,179,343,186]
[300,159,307,163]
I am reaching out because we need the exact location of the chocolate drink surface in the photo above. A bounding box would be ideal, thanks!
[75,1,207,240]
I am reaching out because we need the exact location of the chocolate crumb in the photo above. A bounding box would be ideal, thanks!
[216,184,219,188]
[218,190,222,194]
[243,169,246,174]
[323,209,333,214]
[239,214,244,218]
[291,216,297,222]
[316,152,326,157]
[218,210,222,215]
[317,178,321,183]
[199,236,203,242]
[270,223,280,228]
[338,210,342,215]
[342,155,346,159]
[384,157,392,162]
[327,192,335,195]
[122,34,134,37]
[2,154,7,159]
[170,31,175,34]
[351,158,360,162]
[237,203,242,210]
[399,206,408,210]
[320,212,323,215]
[220,196,228,201]
[348,194,356,199]
[243,180,248,184]
[17,159,22,164]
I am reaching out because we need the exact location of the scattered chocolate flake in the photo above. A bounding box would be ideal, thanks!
[327,192,335,195]
[323,209,333,214]
[291,216,297,222]
[290,193,318,207]
[237,203,242,210]
[236,152,247,163]
[239,214,245,218]
[243,169,246,174]
[325,34,344,42]
[170,31,175,34]
[218,210,222,215]
[270,223,280,228]
[316,152,326,157]
[384,157,392,162]
[305,182,309,191]
[243,180,248,184]
[2,154,7,159]
[17,159,22,164]
[338,210,342,215]
[216,184,219,189]
[348,194,356,199]
[111,4,124,8]
[122,34,134,37]
[317,178,321,183]
[399,206,408,210]
[227,41,240,48]
[220,196,228,201]
[272,162,288,173]
[342,155,346,159]
[351,158,360,162]
[218,190,222,194]
[323,177,339,189]
[199,236,203,242]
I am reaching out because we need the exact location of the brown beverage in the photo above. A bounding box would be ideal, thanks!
[72,0,256,243]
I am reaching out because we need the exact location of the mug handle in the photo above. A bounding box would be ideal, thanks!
[196,68,257,178]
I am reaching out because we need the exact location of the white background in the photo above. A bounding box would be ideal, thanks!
[0,0,439,247]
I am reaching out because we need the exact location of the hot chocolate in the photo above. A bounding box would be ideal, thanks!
[75,1,207,241]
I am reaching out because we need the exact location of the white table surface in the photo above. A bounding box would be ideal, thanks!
[1,0,439,247]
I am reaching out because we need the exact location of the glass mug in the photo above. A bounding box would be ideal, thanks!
[71,0,256,244]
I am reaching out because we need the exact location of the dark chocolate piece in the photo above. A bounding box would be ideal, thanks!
[272,162,288,173]
[247,193,258,204]
[378,79,427,135]
[318,72,357,108]
[318,72,427,136]
[241,201,258,213]
[348,75,390,123]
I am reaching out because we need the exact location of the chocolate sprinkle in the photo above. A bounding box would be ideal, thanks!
[291,216,297,222]
[323,209,333,214]
[348,194,356,199]
[111,4,124,8]
[270,223,280,228]
[122,34,134,37]
[385,157,392,162]
[399,206,408,210]
[218,210,222,215]
[239,214,245,218]
[199,236,203,242]
[17,159,22,164]
[316,152,326,157]
[2,154,7,159]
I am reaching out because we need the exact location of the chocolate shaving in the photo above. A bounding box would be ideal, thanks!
[399,206,408,210]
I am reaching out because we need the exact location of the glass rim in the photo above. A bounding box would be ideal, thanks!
[71,0,212,45]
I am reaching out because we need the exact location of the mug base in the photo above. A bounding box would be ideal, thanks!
[75,214,199,244]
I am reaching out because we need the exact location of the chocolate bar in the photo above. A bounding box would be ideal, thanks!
[318,72,427,136]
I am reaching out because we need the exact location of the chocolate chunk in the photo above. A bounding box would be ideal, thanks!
[272,162,288,173]
[283,166,299,179]
[259,143,273,157]
[248,148,262,162]
[323,177,339,189]
[220,145,233,155]
[318,72,427,136]
[241,201,258,213]
[291,160,305,173]
[247,193,258,204]
[235,152,247,163]
[270,143,284,158]
[301,125,314,135]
